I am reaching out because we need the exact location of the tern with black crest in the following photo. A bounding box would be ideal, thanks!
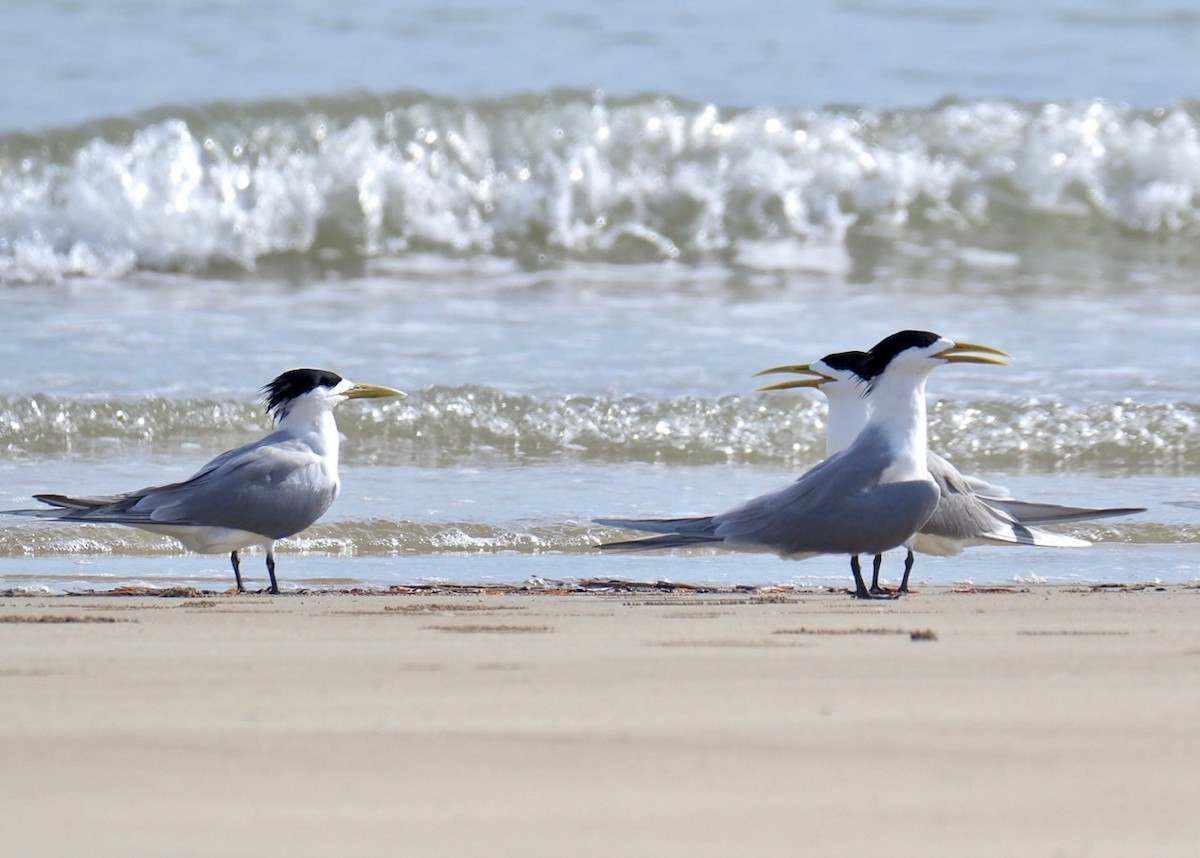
[3,369,402,594]
[755,349,1144,594]
[595,331,1009,598]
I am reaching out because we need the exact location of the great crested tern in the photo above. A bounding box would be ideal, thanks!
[4,369,402,594]
[756,349,1145,594]
[595,331,1008,599]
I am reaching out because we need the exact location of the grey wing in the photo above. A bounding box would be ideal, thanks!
[712,436,938,556]
[980,498,1146,525]
[922,457,1016,542]
[29,430,293,515]
[30,434,336,540]
[932,452,1010,500]
[594,515,722,551]
[928,452,1144,526]
[596,532,724,552]
[593,515,717,535]
[710,461,842,547]
[919,458,1091,551]
[135,439,337,538]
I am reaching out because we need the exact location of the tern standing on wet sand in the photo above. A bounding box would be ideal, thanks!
[596,331,1009,598]
[3,369,403,594]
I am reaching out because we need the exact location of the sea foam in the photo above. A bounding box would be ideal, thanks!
[1,93,1198,283]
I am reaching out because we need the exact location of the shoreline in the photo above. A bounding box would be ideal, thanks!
[3,586,1199,856]
[0,576,1187,599]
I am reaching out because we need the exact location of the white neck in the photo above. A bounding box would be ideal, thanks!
[277,398,342,469]
[822,387,870,456]
[863,370,931,483]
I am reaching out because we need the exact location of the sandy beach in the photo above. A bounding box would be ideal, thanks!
[2,583,1198,857]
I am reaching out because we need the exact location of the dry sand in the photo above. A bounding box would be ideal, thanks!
[1,583,1198,857]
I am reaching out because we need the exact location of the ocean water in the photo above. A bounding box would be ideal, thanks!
[1,0,1198,593]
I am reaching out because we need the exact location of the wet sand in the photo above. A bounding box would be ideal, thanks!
[2,584,1198,857]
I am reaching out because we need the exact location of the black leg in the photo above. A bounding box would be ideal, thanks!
[849,556,872,599]
[230,551,245,593]
[897,549,916,594]
[266,551,279,595]
[869,553,892,595]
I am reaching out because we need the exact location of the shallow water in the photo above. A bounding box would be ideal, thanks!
[1,2,1197,592]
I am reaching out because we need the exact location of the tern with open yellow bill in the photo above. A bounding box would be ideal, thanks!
[755,346,1144,594]
[596,331,1009,599]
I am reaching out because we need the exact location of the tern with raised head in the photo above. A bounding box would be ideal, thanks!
[755,349,1144,594]
[4,369,402,594]
[595,331,1009,598]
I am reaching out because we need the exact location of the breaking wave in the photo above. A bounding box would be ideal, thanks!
[3,91,1200,283]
